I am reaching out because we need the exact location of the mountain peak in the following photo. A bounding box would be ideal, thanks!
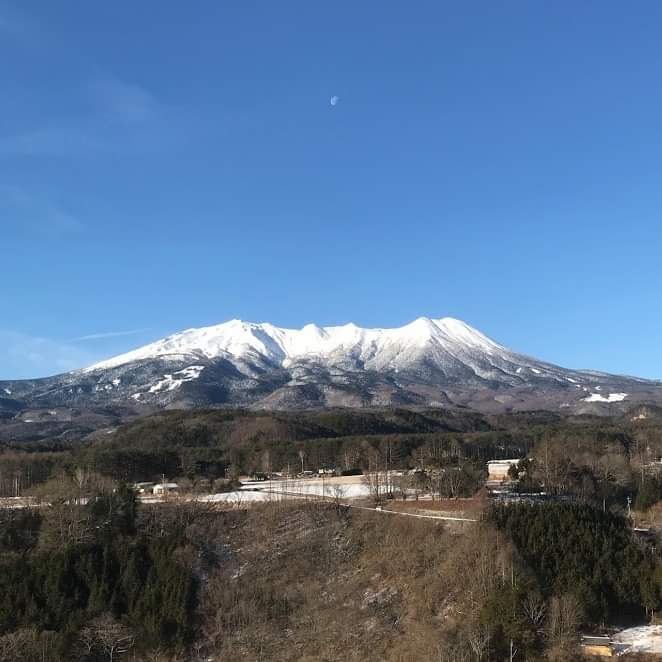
[86,316,497,372]
[5,315,661,414]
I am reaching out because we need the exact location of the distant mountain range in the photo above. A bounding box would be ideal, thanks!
[2,318,661,428]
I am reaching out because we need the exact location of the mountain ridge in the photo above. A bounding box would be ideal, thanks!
[84,317,505,372]
[1,317,661,421]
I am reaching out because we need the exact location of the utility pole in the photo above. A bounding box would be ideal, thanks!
[386,439,390,498]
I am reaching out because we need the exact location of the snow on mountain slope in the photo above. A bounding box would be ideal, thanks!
[83,315,596,397]
[3,317,661,415]
[87,317,514,372]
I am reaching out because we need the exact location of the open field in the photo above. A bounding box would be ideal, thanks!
[241,474,373,497]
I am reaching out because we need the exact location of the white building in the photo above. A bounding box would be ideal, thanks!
[153,482,180,495]
[133,482,155,494]
[487,459,520,482]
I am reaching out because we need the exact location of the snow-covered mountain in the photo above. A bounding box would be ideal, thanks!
[86,317,515,374]
[2,317,662,415]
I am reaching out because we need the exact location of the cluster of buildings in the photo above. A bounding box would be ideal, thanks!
[251,467,343,481]
[486,459,520,482]
[133,481,180,496]
[132,458,526,499]
[485,458,572,504]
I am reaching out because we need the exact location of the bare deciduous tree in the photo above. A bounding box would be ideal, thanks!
[78,614,135,662]
[362,469,389,505]
[546,593,582,653]
[523,594,546,631]
[0,628,57,662]
[467,624,490,660]
[328,483,346,512]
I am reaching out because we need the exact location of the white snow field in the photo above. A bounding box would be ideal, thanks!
[245,478,372,499]
[195,477,373,505]
[583,392,628,403]
[612,625,662,654]
[197,491,274,503]
[86,316,538,374]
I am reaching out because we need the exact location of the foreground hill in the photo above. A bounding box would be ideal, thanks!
[0,498,655,661]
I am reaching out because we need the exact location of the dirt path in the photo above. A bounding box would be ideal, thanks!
[345,502,479,523]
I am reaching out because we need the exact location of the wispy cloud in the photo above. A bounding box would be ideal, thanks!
[69,328,150,342]
[0,125,110,157]
[1,186,84,235]
[91,77,156,123]
[0,327,152,379]
[0,76,173,158]
[0,330,98,379]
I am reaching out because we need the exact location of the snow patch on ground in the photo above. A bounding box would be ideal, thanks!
[583,392,628,403]
[297,482,371,498]
[198,491,274,503]
[613,625,662,654]
[197,478,373,504]
[241,479,372,499]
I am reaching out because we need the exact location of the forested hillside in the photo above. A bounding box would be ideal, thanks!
[0,495,659,661]
[4,406,662,511]
[2,406,662,659]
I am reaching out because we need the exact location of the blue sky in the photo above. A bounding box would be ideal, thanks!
[2,1,662,379]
